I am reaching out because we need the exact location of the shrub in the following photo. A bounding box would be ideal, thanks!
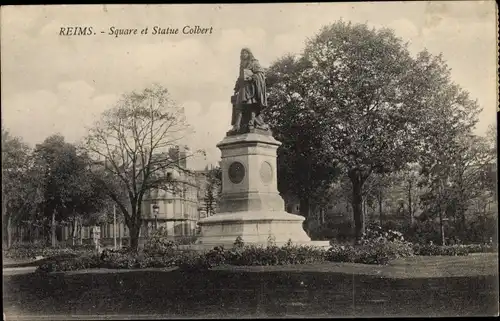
[326,240,414,265]
[323,222,414,265]
[412,243,497,256]
[326,244,358,263]
[233,236,245,248]
[100,251,141,269]
[144,229,198,254]
[224,241,327,266]
[176,251,215,272]
[205,246,227,266]
[143,229,178,256]
[36,254,101,273]
[462,243,497,254]
[358,240,414,264]
[267,235,276,247]
[228,245,275,266]
[362,222,406,244]
[279,243,326,264]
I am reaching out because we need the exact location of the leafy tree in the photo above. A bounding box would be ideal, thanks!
[32,134,109,247]
[397,163,423,224]
[203,166,222,217]
[83,84,203,251]
[362,172,394,224]
[66,152,115,245]
[1,128,38,247]
[483,123,497,197]
[266,54,340,219]
[419,132,495,244]
[265,21,480,241]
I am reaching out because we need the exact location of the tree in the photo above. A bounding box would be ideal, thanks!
[362,172,393,225]
[265,54,340,220]
[66,152,114,246]
[483,123,497,198]
[83,84,203,251]
[419,132,495,244]
[32,134,109,247]
[203,166,222,216]
[266,21,480,241]
[1,128,37,247]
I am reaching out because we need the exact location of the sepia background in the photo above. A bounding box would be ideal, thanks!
[1,2,497,170]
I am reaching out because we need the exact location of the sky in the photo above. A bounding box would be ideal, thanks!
[1,2,498,170]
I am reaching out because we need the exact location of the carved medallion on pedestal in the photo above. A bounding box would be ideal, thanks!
[259,161,273,185]
[228,161,245,184]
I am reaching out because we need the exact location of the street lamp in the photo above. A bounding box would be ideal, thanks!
[152,203,159,230]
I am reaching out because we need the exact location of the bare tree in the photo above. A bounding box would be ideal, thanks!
[82,84,203,251]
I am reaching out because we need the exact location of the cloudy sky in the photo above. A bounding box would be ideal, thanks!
[1,2,497,170]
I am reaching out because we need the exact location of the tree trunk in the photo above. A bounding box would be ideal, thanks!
[345,195,350,218]
[439,210,445,246]
[79,224,83,245]
[129,224,140,251]
[29,223,34,243]
[378,191,383,226]
[72,219,77,246]
[350,172,365,243]
[362,197,367,223]
[119,222,122,249]
[71,212,78,246]
[51,210,56,248]
[408,181,413,225]
[7,215,12,249]
[460,207,466,239]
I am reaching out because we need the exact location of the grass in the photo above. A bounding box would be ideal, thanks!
[209,253,498,278]
[3,254,498,318]
[3,270,498,318]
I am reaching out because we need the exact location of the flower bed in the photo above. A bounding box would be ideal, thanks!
[37,254,101,273]
[31,231,497,273]
[326,240,415,265]
[412,243,497,256]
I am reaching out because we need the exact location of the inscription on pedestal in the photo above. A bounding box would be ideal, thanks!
[228,161,245,184]
[259,161,273,185]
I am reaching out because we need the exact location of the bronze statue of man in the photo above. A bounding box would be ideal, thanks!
[229,48,270,134]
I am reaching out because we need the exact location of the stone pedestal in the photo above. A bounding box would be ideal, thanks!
[197,131,329,249]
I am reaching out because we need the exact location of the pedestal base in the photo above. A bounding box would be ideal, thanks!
[197,132,330,250]
[197,211,329,248]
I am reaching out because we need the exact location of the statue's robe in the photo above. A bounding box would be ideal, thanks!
[231,58,267,127]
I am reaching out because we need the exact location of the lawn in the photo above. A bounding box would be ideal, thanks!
[3,254,498,318]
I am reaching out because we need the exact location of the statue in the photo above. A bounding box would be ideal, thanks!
[228,48,270,135]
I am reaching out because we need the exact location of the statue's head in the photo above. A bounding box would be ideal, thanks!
[240,48,254,61]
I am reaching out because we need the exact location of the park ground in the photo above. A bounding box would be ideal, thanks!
[3,253,499,319]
